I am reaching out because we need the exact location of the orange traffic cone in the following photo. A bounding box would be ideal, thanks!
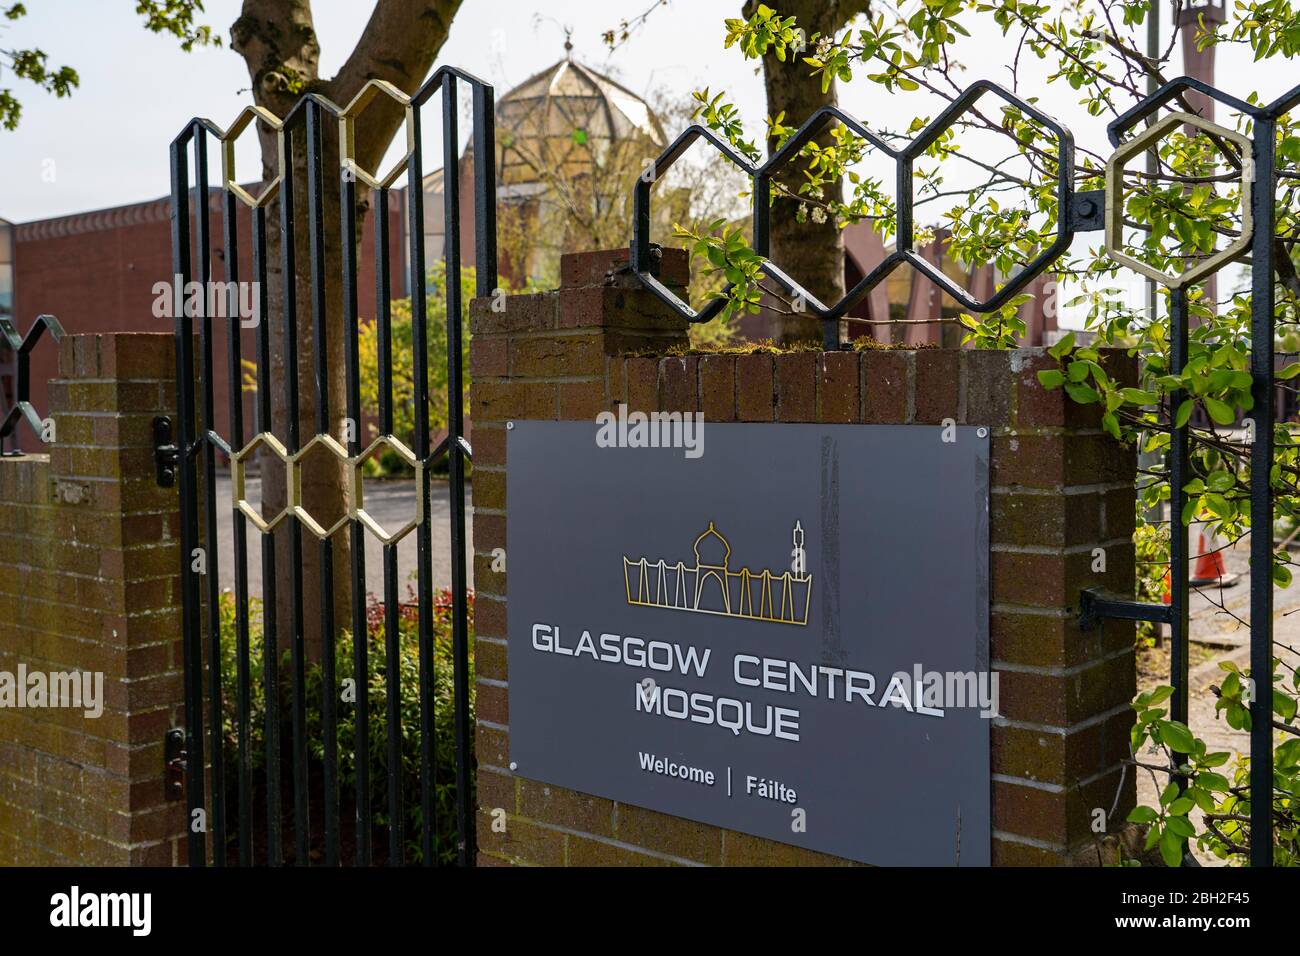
[1190,530,1237,587]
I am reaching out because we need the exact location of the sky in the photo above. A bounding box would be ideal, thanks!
[0,0,1289,319]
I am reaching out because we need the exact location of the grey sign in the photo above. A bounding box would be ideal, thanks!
[505,420,990,866]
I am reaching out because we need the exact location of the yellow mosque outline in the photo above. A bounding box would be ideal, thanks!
[622,521,812,627]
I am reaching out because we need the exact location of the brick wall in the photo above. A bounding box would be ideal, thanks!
[0,333,187,865]
[469,248,1140,867]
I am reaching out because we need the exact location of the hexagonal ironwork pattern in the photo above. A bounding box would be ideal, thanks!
[289,434,352,540]
[351,436,425,545]
[231,432,290,533]
[229,430,424,541]
[339,79,415,191]
[221,106,284,209]
[631,79,1075,324]
[1104,110,1253,290]
[0,313,64,448]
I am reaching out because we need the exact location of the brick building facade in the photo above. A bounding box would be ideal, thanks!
[5,190,403,453]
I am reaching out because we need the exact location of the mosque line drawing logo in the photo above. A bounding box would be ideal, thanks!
[622,521,812,626]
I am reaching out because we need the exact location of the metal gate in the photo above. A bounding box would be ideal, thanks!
[167,65,495,866]
[166,67,1290,867]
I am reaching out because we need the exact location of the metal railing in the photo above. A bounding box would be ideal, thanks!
[631,75,1300,866]
[0,313,63,455]
[168,65,496,866]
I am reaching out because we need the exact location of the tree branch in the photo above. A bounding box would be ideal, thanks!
[329,0,464,169]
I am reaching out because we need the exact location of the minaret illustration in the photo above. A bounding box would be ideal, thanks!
[623,521,812,626]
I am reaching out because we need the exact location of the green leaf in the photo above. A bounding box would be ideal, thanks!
[1120,387,1158,405]
[1198,771,1230,793]
[1206,470,1235,493]
[1037,369,1066,388]
[1102,411,1121,439]
[1064,382,1100,404]
[1048,331,1075,359]
[1147,686,1175,706]
[1144,824,1162,852]
[1127,805,1159,824]
[1203,397,1236,426]
[1157,719,1197,754]
[1159,830,1184,867]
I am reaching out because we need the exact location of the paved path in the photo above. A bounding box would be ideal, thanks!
[1135,539,1300,864]
[213,475,473,597]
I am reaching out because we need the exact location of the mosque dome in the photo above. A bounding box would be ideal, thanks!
[494,54,666,191]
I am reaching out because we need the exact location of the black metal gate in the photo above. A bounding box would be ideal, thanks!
[167,65,495,866]
[166,66,1291,867]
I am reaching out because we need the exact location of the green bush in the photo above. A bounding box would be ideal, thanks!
[216,586,475,865]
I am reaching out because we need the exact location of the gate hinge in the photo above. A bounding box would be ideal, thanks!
[153,416,180,488]
[164,727,187,801]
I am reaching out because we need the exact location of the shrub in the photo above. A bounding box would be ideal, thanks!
[216,586,474,865]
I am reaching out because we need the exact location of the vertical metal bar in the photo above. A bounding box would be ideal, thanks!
[471,82,498,298]
[442,77,474,867]
[631,174,652,274]
[895,158,914,255]
[376,186,396,863]
[383,543,403,863]
[1248,116,1276,867]
[222,182,253,867]
[342,163,372,867]
[1169,286,1190,735]
[378,196,395,436]
[402,85,432,868]
[253,203,282,866]
[1144,2,1159,344]
[169,128,207,866]
[194,128,227,864]
[305,99,338,867]
[280,118,308,865]
[752,171,770,257]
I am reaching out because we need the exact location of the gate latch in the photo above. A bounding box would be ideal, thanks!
[153,416,180,488]
[164,727,187,801]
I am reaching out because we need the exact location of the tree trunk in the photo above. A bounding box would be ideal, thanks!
[744,0,870,345]
[231,0,462,653]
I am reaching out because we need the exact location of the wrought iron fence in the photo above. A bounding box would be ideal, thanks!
[0,313,63,455]
[168,65,495,866]
[631,75,1299,867]
[163,63,1295,867]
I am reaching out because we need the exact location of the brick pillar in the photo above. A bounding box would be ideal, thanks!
[469,249,690,865]
[0,332,186,865]
[469,249,1139,866]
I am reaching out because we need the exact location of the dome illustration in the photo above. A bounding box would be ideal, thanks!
[692,522,731,570]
